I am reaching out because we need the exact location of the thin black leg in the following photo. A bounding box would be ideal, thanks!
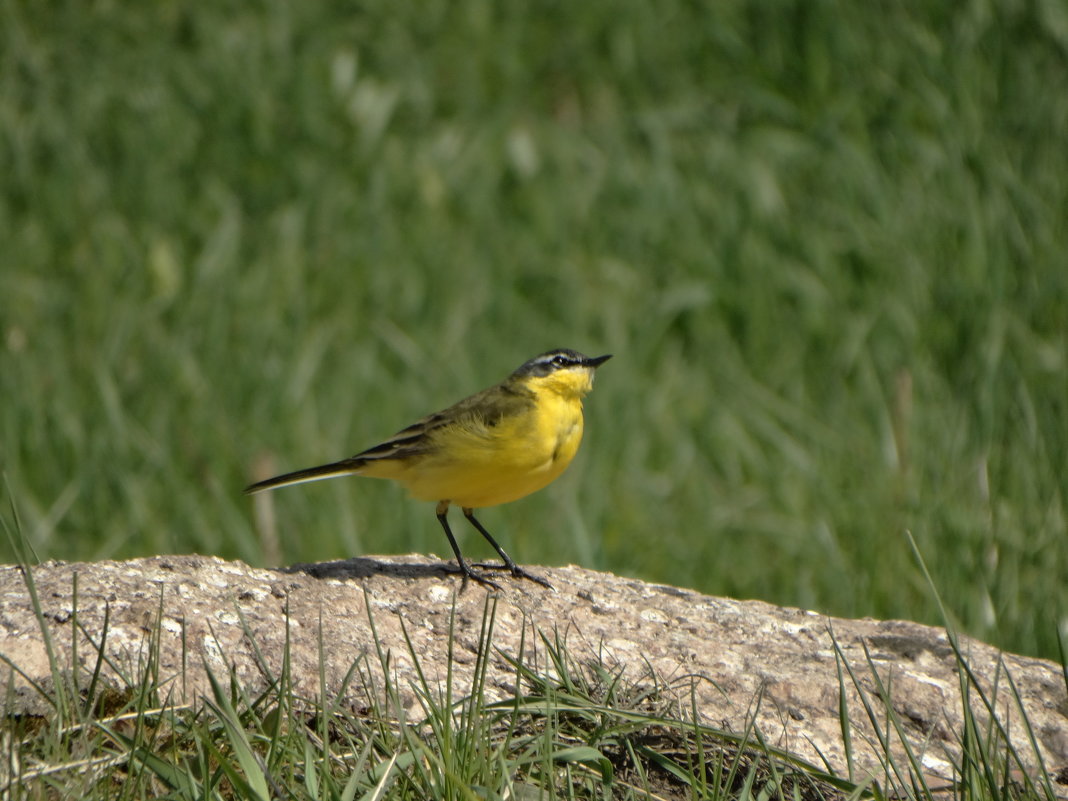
[463,507,553,589]
[435,501,500,591]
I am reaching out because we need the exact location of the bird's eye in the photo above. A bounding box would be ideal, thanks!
[552,355,569,367]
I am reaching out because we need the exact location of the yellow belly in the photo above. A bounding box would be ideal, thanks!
[361,394,585,508]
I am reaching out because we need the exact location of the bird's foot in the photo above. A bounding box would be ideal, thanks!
[447,562,502,592]
[473,561,554,590]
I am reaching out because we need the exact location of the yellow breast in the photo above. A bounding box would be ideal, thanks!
[367,390,586,509]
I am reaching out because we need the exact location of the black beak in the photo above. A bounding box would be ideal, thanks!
[585,354,612,368]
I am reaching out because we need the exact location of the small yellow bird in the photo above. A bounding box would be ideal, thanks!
[245,348,611,589]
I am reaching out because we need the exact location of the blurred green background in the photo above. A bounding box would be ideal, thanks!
[2,1,1066,659]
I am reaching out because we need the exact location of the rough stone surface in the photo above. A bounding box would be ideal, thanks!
[1,554,1065,794]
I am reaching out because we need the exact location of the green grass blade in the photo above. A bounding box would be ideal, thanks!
[203,663,272,801]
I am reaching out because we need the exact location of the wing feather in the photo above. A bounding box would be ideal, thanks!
[351,379,536,464]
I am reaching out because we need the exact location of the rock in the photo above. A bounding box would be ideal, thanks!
[1,554,1065,793]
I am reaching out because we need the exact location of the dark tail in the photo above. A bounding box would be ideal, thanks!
[244,459,363,494]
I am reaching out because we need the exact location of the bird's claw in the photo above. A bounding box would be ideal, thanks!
[449,563,503,592]
[473,561,554,590]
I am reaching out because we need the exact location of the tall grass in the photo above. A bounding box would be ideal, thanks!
[2,1,1066,659]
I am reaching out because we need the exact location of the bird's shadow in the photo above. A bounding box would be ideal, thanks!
[276,556,464,582]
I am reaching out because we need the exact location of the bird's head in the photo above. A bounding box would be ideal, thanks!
[512,349,612,397]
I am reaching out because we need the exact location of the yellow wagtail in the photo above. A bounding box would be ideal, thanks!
[245,348,611,589]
